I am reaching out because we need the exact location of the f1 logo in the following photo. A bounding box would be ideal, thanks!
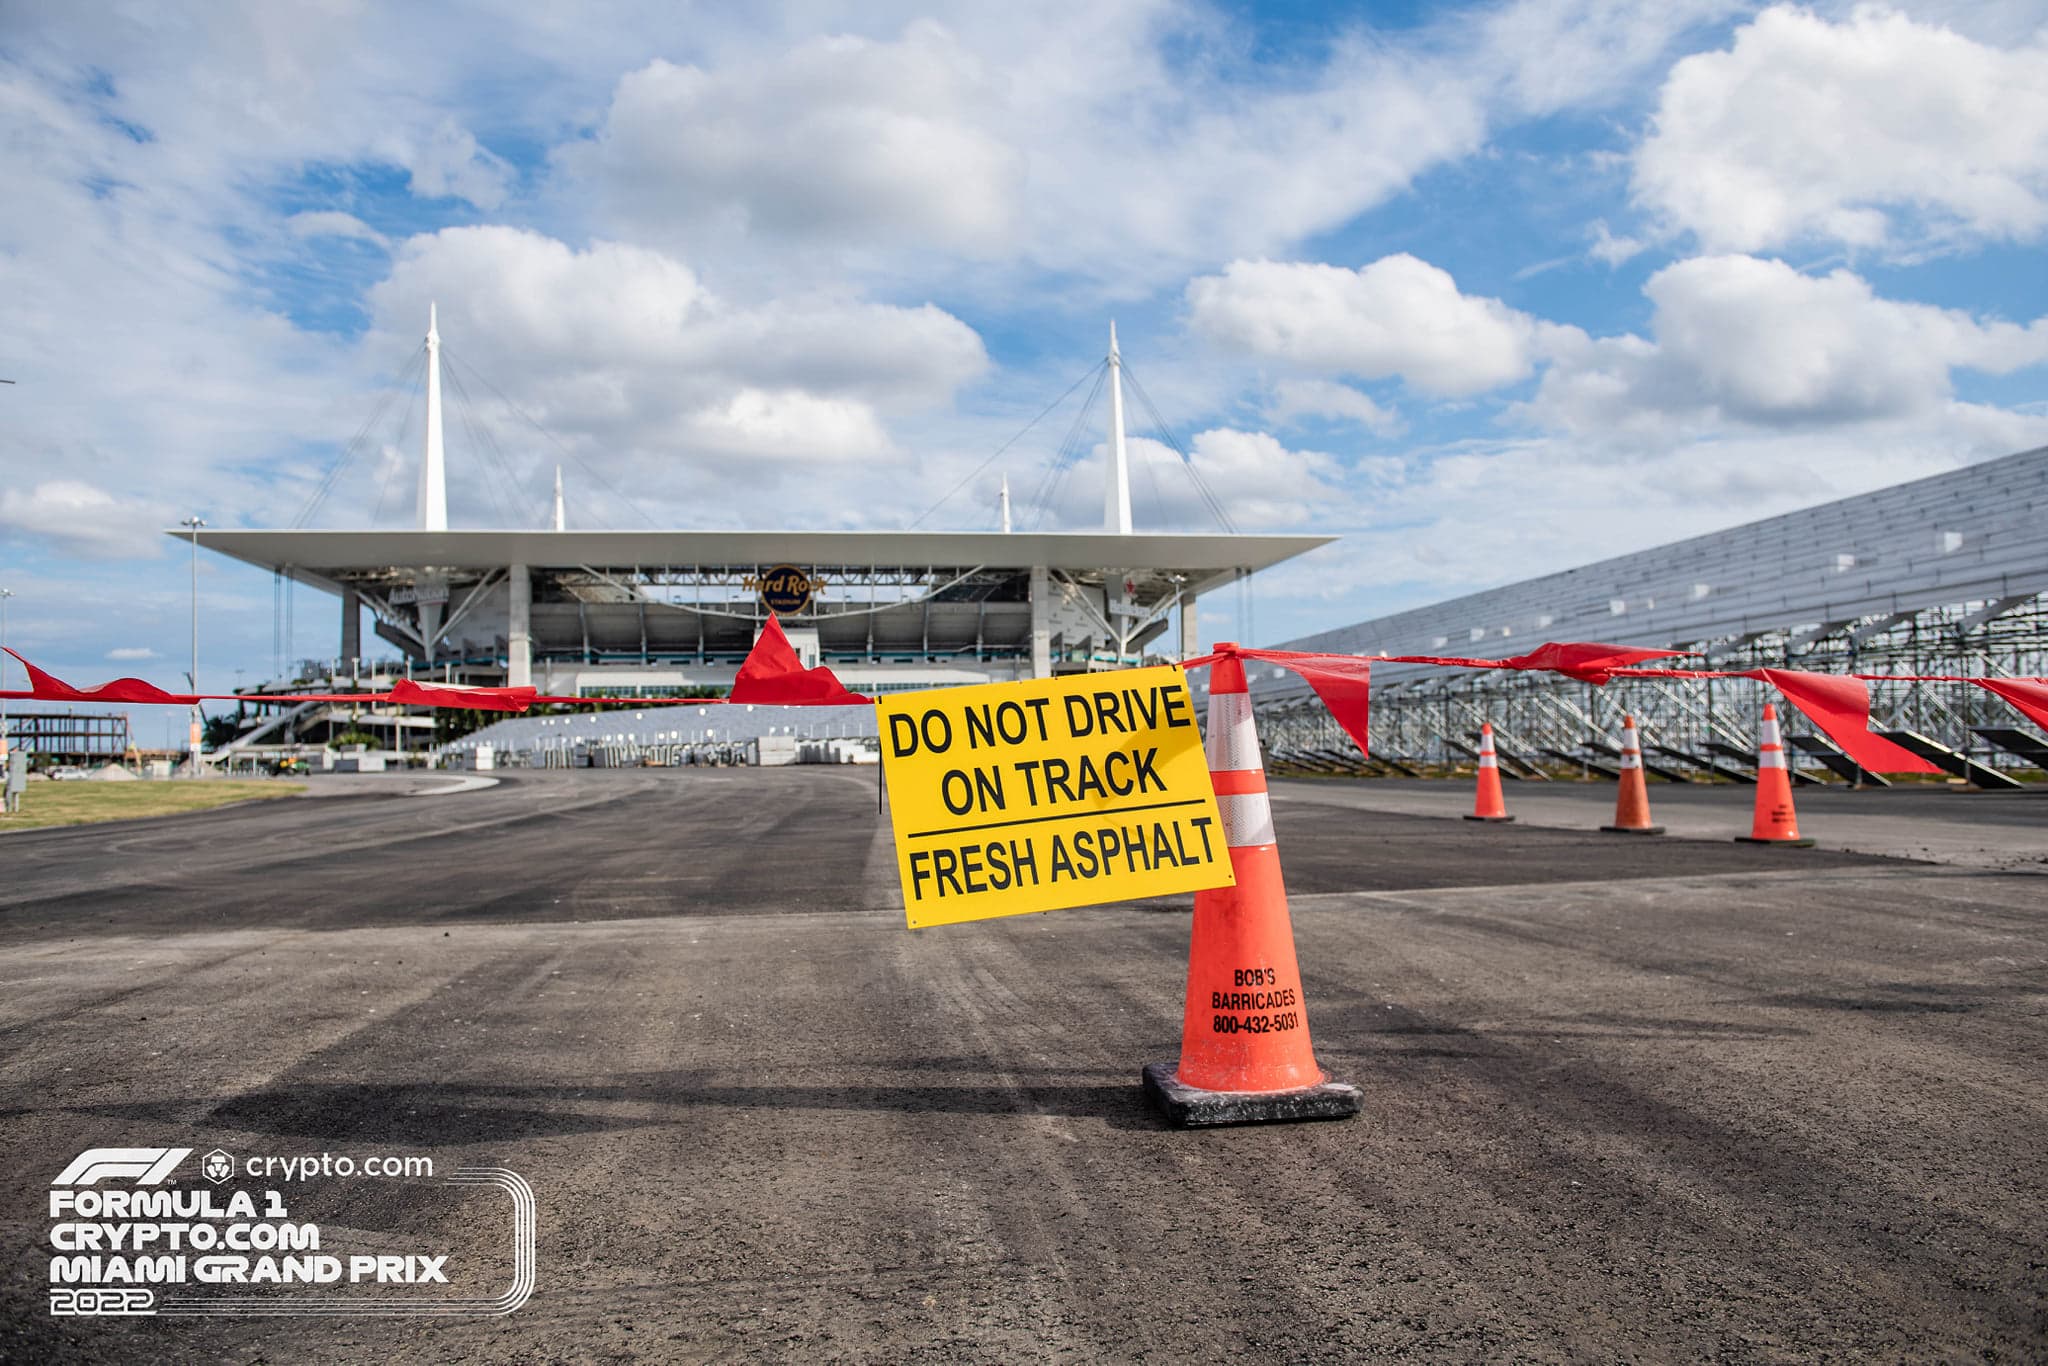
[51,1148,192,1186]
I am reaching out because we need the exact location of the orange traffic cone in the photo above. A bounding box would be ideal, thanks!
[1602,715,1664,835]
[1735,702,1815,847]
[1463,723,1514,822]
[1142,646,1361,1127]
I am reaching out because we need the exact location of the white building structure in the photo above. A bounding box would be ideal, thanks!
[189,315,1330,703]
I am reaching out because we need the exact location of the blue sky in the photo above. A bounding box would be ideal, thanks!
[2,0,2045,693]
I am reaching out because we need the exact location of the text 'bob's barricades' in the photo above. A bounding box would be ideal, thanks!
[1737,703,1815,847]
[1465,723,1513,823]
[1602,715,1664,835]
[1141,646,1362,1127]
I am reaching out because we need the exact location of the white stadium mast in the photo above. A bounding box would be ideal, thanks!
[415,303,450,660]
[1104,321,1133,535]
[419,303,448,533]
[1102,321,1138,657]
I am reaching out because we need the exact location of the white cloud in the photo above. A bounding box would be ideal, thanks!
[563,27,1023,257]
[551,2,1734,286]
[106,646,159,661]
[682,388,894,461]
[1475,0,1745,117]
[1266,379,1403,435]
[1587,219,1645,266]
[1032,430,1358,532]
[398,119,514,210]
[1187,255,1566,397]
[1182,428,1354,528]
[1633,6,2048,253]
[286,211,389,247]
[556,12,1487,284]
[362,225,984,495]
[1524,254,2048,434]
[0,481,172,559]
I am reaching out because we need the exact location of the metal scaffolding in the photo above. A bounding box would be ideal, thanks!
[1244,447,2048,784]
[3,710,134,765]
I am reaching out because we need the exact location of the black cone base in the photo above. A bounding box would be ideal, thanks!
[1142,1062,1362,1129]
[1463,814,1515,822]
[1735,835,1817,847]
[1601,824,1665,834]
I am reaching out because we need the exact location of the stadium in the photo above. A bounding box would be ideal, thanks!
[189,315,1328,761]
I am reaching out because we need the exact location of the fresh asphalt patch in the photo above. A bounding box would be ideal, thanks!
[1,769,2041,1362]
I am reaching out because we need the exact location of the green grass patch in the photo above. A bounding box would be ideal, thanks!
[0,780,305,832]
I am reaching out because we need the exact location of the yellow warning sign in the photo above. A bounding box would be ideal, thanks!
[879,667,1234,929]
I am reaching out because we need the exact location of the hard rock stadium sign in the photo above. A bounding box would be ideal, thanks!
[743,565,828,615]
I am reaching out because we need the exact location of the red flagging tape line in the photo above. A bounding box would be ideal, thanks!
[1174,642,2043,775]
[0,638,870,714]
[9,642,2042,762]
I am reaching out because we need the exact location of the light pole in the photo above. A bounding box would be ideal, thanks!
[181,517,205,777]
[0,587,13,761]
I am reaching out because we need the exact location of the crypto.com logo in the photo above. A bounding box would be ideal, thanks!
[51,1148,192,1186]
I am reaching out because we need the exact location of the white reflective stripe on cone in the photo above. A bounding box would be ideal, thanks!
[1479,752,1499,768]
[1760,717,1782,746]
[1620,751,1642,769]
[1758,747,1788,769]
[1205,692,1263,772]
[1217,792,1277,848]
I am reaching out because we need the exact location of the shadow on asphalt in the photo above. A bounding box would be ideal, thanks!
[41,1075,1175,1136]
[1735,980,2033,1014]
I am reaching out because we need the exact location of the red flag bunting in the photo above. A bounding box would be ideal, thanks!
[1380,641,1687,682]
[2,649,199,705]
[1182,646,1372,758]
[727,614,872,706]
[1749,668,1941,774]
[1977,678,2048,733]
[1495,641,1687,683]
[387,678,539,713]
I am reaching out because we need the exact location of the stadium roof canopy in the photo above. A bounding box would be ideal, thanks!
[193,528,1328,581]
[1271,444,2048,690]
[169,312,1343,694]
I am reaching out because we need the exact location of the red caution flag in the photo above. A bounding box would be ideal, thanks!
[1752,668,1941,774]
[1496,641,1686,683]
[1380,641,1686,682]
[1180,645,1371,758]
[728,614,872,706]
[1977,678,2048,732]
[1249,650,1371,758]
[1,649,199,704]
[387,678,539,712]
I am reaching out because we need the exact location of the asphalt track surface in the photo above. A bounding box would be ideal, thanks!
[2,769,2044,1363]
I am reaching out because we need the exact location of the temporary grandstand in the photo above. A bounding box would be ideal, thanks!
[1245,445,2048,787]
